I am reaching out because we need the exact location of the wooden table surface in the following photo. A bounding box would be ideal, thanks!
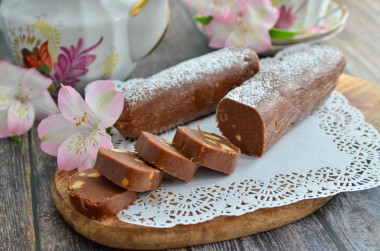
[1,0,379,250]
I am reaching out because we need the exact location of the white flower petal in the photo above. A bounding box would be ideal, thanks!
[57,128,113,171]
[0,61,26,88]
[17,68,53,99]
[58,85,97,130]
[30,91,59,120]
[246,4,279,30]
[7,101,35,136]
[85,81,124,128]
[38,114,80,156]
[0,86,15,112]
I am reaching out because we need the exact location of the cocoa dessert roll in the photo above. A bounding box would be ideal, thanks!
[216,45,346,157]
[135,132,199,182]
[67,169,137,221]
[94,148,163,192]
[173,127,241,174]
[115,47,259,138]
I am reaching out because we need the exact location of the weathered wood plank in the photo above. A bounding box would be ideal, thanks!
[316,189,380,251]
[0,135,36,250]
[190,212,339,251]
[242,214,340,251]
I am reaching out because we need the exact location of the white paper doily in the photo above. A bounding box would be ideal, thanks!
[111,45,380,228]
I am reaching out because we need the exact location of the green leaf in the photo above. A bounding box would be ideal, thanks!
[10,136,22,142]
[269,28,298,39]
[42,64,50,75]
[36,64,50,77]
[193,16,213,25]
[106,127,113,135]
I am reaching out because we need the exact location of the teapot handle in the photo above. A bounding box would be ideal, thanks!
[128,0,169,62]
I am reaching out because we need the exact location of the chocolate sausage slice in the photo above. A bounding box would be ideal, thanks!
[173,127,241,174]
[67,169,137,221]
[135,132,199,182]
[94,148,163,192]
[115,47,259,138]
[216,45,346,157]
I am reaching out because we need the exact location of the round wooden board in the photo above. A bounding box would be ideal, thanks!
[51,74,380,250]
[52,171,332,250]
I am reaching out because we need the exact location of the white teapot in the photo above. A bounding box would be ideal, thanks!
[0,0,169,93]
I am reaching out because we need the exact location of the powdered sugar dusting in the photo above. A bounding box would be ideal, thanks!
[119,48,253,106]
[225,45,343,108]
[113,78,144,94]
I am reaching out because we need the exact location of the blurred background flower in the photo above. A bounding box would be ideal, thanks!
[0,61,58,140]
[185,0,346,53]
[186,0,279,53]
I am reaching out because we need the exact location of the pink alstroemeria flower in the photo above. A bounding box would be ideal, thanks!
[203,0,279,53]
[38,80,123,171]
[225,1,279,53]
[0,61,58,138]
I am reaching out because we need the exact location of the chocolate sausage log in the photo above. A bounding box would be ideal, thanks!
[173,127,241,174]
[94,148,163,192]
[135,132,199,181]
[216,45,346,157]
[67,169,137,221]
[115,47,259,138]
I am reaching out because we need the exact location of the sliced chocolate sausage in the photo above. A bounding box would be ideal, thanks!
[135,132,199,182]
[173,127,241,174]
[67,169,137,221]
[115,47,259,138]
[216,45,346,157]
[94,148,163,192]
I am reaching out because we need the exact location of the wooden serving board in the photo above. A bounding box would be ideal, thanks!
[51,74,380,250]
